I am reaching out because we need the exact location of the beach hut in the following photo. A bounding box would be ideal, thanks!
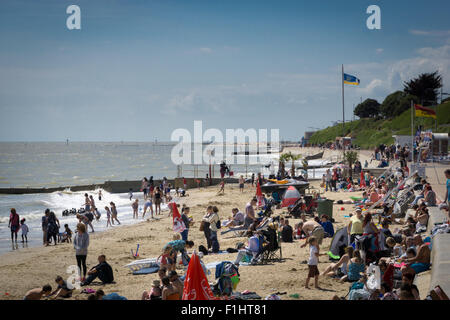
[281,186,301,208]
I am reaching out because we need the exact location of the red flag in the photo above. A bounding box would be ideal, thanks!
[360,171,366,188]
[182,252,216,300]
[169,202,186,233]
[255,182,265,207]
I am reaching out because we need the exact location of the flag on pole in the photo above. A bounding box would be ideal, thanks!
[255,182,265,207]
[170,202,186,233]
[414,104,436,119]
[182,252,216,300]
[343,73,360,85]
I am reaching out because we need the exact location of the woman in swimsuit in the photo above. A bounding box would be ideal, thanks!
[105,206,112,227]
[110,202,121,225]
[154,187,162,215]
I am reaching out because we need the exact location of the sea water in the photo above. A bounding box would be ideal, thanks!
[0,188,169,255]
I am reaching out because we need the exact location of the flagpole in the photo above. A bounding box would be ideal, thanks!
[342,64,345,159]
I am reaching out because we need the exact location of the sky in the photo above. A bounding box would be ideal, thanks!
[0,0,449,142]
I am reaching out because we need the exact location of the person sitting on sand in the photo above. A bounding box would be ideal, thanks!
[49,276,73,299]
[224,208,245,227]
[319,214,334,238]
[142,280,162,300]
[244,198,257,229]
[24,284,52,300]
[161,276,180,300]
[234,230,261,266]
[132,198,139,219]
[61,224,72,243]
[81,254,114,286]
[169,270,184,299]
[339,250,365,283]
[321,246,354,278]
[87,289,127,300]
[281,219,293,243]
[400,234,431,276]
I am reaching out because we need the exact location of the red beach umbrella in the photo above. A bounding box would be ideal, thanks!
[256,182,265,207]
[281,186,301,208]
[182,252,216,300]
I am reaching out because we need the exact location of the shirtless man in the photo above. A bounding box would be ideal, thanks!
[24,284,52,300]
[244,198,257,228]
[300,220,325,247]
[400,235,431,276]
[161,276,179,300]
[89,195,96,213]
[168,270,184,299]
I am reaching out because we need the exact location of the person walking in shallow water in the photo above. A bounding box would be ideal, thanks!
[132,199,139,219]
[8,208,20,243]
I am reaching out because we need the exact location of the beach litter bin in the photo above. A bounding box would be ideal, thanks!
[317,198,334,220]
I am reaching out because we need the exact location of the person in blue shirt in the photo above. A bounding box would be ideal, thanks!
[320,214,334,238]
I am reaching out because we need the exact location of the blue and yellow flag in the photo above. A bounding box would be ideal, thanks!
[343,73,360,85]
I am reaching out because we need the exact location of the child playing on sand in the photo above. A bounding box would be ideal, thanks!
[20,218,29,243]
[305,236,325,289]
[217,179,225,195]
[49,276,73,299]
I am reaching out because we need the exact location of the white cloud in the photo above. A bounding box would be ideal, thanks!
[199,47,212,54]
[376,48,384,54]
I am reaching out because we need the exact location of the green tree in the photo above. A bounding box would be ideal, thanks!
[403,71,442,106]
[380,91,419,118]
[353,98,380,118]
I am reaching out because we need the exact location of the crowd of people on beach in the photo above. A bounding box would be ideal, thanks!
[10,147,450,300]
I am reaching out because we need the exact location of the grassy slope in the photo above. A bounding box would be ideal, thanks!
[309,101,450,149]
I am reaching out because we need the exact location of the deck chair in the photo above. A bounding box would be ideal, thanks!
[259,227,282,263]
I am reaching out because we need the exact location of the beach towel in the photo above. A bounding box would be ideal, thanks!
[132,266,160,275]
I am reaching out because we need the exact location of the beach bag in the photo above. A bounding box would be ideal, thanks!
[199,221,206,232]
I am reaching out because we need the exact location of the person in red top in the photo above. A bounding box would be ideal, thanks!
[8,208,20,243]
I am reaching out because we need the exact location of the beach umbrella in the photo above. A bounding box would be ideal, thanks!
[182,252,216,300]
[281,186,301,208]
[169,202,186,233]
[255,182,265,207]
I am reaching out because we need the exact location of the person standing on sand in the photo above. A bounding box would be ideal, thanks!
[239,175,245,193]
[202,206,214,250]
[89,195,96,213]
[251,173,255,186]
[42,209,50,245]
[8,208,20,243]
[105,206,112,227]
[73,223,89,282]
[143,197,154,219]
[305,236,326,289]
[132,198,139,219]
[110,202,121,225]
[46,211,60,246]
[154,187,162,215]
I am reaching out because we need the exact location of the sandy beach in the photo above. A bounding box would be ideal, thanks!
[0,171,431,300]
